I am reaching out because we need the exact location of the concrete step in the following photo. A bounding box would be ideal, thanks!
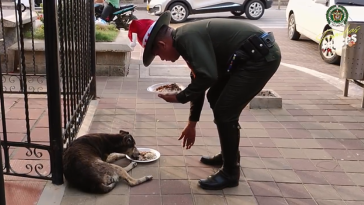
[1,2,16,10]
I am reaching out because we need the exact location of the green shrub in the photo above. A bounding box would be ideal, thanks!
[24,24,119,42]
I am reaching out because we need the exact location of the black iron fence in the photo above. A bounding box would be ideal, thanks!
[0,0,96,203]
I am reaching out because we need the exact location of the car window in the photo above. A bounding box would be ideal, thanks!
[335,0,364,6]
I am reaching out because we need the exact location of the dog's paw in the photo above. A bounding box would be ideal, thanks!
[132,162,138,168]
[146,175,153,181]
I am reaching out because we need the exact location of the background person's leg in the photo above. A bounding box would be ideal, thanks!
[199,58,281,190]
[100,3,116,21]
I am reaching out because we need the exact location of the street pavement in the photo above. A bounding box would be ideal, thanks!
[3,7,364,205]
[58,13,364,205]
[134,8,287,28]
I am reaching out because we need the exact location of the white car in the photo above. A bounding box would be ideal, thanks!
[147,0,273,23]
[286,0,364,64]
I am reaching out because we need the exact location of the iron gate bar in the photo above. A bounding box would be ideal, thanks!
[90,0,97,99]
[43,0,64,185]
[0,139,5,205]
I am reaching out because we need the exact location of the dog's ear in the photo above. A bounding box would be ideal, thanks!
[126,136,134,146]
[119,130,129,135]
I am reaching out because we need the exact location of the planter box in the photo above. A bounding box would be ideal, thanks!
[249,89,282,109]
[6,31,132,76]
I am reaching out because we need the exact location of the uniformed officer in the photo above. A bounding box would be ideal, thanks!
[128,11,281,190]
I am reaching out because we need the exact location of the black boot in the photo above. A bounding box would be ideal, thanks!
[200,153,223,166]
[198,122,241,190]
[200,151,241,166]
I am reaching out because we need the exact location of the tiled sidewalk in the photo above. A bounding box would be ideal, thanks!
[60,64,364,205]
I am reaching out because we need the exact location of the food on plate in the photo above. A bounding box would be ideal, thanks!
[138,151,157,161]
[156,83,182,92]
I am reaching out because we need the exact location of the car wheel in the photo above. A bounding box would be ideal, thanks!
[169,2,189,23]
[231,11,244,16]
[245,0,265,20]
[319,30,341,64]
[288,14,301,40]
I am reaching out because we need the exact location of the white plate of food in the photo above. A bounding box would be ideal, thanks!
[147,83,185,95]
[126,148,161,163]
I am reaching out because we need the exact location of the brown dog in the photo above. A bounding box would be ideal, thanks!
[63,130,153,193]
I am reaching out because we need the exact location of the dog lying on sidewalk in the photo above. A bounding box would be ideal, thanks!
[63,130,153,193]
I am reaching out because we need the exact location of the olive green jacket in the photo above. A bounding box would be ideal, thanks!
[173,18,280,121]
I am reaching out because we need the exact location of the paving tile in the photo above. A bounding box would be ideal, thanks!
[316,139,345,149]
[162,195,194,205]
[160,167,188,180]
[255,148,282,158]
[243,168,274,182]
[132,167,160,180]
[272,139,300,148]
[312,160,344,172]
[194,195,227,205]
[239,147,259,157]
[295,171,329,185]
[266,128,292,139]
[189,180,223,195]
[286,159,317,171]
[61,195,96,205]
[248,181,282,197]
[223,181,253,196]
[280,122,304,129]
[304,184,341,200]
[302,149,332,160]
[159,156,185,167]
[240,122,264,129]
[187,167,214,180]
[226,196,258,205]
[184,145,210,156]
[329,130,357,139]
[184,156,211,168]
[240,138,253,147]
[295,139,323,149]
[287,129,313,139]
[340,139,364,150]
[160,180,191,194]
[158,146,184,156]
[346,173,364,186]
[261,158,292,170]
[300,122,325,130]
[129,195,162,205]
[270,170,302,183]
[260,122,284,128]
[326,149,358,161]
[285,198,317,205]
[338,161,364,173]
[279,148,308,159]
[244,129,270,138]
[309,130,335,139]
[5,181,46,205]
[250,138,276,148]
[255,196,288,205]
[334,185,364,200]
[321,172,355,185]
[345,201,364,205]
[277,183,312,198]
[130,180,160,195]
[240,157,266,169]
[315,200,346,205]
[95,195,128,205]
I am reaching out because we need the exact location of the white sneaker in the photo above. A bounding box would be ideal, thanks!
[95,18,107,25]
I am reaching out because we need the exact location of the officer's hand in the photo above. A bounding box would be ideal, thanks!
[158,94,179,103]
[179,123,196,149]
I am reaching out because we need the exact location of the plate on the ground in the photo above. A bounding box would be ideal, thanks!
[147,82,185,95]
[126,148,160,163]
